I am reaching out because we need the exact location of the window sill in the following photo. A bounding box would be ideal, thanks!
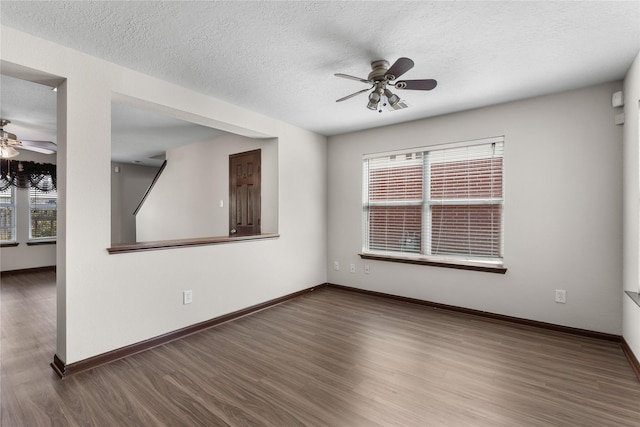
[27,240,56,246]
[359,253,507,274]
[1,242,19,248]
[107,233,280,254]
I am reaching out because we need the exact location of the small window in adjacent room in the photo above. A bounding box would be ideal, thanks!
[29,181,57,241]
[362,136,504,268]
[0,187,16,242]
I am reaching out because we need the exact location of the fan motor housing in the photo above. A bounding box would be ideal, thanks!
[368,60,390,82]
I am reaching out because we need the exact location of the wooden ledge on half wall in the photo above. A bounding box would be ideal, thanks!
[107,233,280,254]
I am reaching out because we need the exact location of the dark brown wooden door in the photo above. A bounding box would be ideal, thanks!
[229,149,261,236]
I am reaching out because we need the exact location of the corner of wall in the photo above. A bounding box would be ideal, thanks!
[622,49,640,373]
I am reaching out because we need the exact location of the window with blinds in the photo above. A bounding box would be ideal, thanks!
[0,187,16,242]
[363,137,504,264]
[30,180,57,240]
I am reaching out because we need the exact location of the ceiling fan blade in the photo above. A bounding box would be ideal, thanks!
[336,88,371,102]
[20,140,57,154]
[385,57,414,80]
[394,79,438,91]
[334,73,370,84]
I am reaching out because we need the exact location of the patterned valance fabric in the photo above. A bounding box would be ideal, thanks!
[0,159,56,192]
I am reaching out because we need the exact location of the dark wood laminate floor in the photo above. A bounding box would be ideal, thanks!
[2,269,640,426]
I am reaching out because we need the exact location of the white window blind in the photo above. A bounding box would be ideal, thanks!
[363,137,504,264]
[364,152,424,253]
[428,142,504,259]
[0,187,16,242]
[29,177,57,240]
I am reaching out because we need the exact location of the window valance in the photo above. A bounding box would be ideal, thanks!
[0,159,57,192]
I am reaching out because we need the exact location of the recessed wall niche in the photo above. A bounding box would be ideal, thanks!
[110,101,278,245]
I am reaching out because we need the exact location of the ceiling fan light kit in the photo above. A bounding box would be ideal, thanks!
[383,88,401,107]
[335,57,437,113]
[0,119,57,158]
[1,119,21,159]
[367,83,384,110]
[0,145,19,159]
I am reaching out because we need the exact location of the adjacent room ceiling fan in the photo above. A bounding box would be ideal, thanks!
[335,57,437,112]
[0,119,57,158]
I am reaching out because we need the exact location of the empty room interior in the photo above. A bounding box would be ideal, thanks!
[2,1,640,426]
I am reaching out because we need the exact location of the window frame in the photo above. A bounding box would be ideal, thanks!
[29,185,57,242]
[0,186,17,243]
[362,136,505,272]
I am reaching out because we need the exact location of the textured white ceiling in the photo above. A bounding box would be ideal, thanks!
[1,1,639,148]
[0,74,56,142]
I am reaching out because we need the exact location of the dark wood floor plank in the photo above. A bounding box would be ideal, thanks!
[2,270,640,426]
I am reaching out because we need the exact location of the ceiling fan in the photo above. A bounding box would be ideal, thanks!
[0,119,57,158]
[335,57,437,112]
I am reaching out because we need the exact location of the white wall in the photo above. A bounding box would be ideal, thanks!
[623,51,640,363]
[1,26,327,364]
[0,150,57,272]
[328,82,623,334]
[136,134,277,241]
[110,162,159,244]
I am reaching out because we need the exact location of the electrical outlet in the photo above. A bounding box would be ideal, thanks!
[183,290,193,305]
[555,289,566,304]
[333,261,340,271]
[364,264,370,274]
[350,263,356,273]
